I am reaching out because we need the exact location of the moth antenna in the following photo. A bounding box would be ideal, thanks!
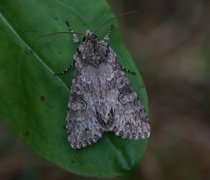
[94,10,139,33]
[41,31,83,38]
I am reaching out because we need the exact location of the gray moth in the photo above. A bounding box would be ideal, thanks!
[57,21,150,149]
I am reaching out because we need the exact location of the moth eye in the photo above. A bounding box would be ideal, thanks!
[93,34,97,38]
[82,37,86,42]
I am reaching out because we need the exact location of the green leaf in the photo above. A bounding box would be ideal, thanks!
[0,0,149,177]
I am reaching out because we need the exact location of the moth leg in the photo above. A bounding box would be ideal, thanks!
[104,25,114,41]
[65,21,80,43]
[54,64,74,76]
[119,63,136,75]
[122,66,136,75]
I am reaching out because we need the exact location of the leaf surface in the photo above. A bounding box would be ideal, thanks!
[0,0,148,176]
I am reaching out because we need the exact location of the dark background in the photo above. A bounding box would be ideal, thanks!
[1,0,210,179]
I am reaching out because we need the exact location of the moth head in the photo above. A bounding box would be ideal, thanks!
[79,30,108,67]
[82,30,98,42]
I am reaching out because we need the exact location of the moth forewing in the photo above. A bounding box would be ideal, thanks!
[60,22,150,149]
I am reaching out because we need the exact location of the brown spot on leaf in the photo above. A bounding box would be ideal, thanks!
[40,96,45,101]
[141,83,145,89]
[25,131,30,136]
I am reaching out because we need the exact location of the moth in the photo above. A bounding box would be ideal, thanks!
[56,21,150,149]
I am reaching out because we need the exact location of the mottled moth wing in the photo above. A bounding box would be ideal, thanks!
[66,33,150,148]
[66,78,103,149]
[109,66,150,139]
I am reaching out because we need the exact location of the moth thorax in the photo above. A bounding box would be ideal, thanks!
[82,41,108,67]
